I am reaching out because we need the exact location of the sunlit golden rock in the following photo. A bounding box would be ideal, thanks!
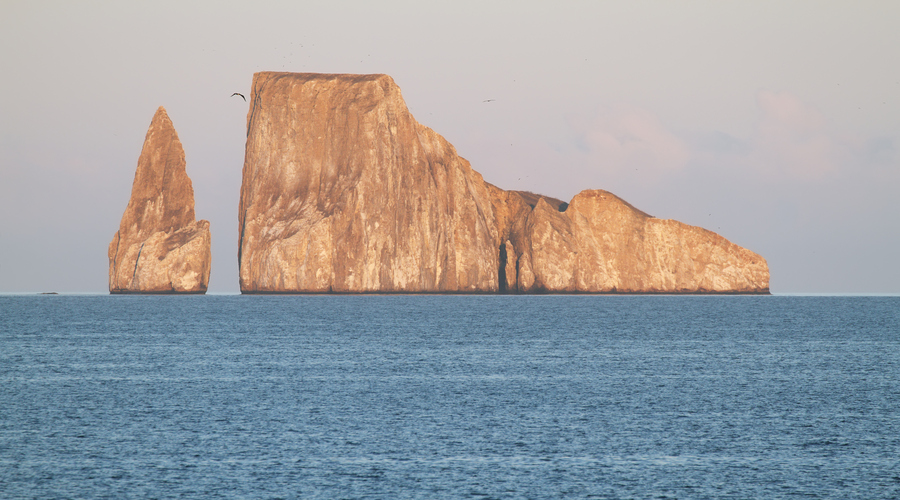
[109,107,211,293]
[237,72,768,294]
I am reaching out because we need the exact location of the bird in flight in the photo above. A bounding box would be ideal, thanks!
[231,93,246,101]
[483,99,495,102]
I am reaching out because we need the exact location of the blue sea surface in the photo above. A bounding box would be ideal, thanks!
[1,295,899,499]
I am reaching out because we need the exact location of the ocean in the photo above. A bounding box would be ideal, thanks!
[1,295,898,499]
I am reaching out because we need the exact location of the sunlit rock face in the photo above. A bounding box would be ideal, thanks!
[109,107,211,294]
[504,190,769,293]
[238,72,769,294]
[238,73,500,292]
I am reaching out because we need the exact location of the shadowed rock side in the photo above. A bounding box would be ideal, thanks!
[109,107,211,293]
[238,72,769,294]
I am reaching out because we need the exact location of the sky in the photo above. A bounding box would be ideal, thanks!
[1,1,898,294]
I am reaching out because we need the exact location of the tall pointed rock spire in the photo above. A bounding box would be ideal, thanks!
[109,106,211,293]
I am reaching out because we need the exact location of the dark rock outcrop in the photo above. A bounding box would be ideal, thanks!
[109,107,211,293]
[238,72,769,293]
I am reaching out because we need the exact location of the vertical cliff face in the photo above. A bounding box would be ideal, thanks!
[238,72,769,294]
[238,73,500,292]
[109,107,211,293]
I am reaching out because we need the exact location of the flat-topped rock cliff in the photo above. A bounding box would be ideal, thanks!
[238,72,768,293]
[109,107,211,293]
[239,73,499,292]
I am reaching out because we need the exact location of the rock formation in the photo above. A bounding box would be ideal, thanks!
[238,73,499,292]
[109,107,211,293]
[238,72,769,293]
[494,189,769,293]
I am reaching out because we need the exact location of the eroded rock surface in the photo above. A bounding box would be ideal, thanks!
[238,72,769,294]
[239,73,500,292]
[109,107,211,293]
[505,190,769,293]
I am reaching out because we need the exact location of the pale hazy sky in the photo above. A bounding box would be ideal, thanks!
[1,1,898,293]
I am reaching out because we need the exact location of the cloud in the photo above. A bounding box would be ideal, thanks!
[565,91,896,194]
[860,136,896,167]
[690,90,900,183]
[750,90,845,179]
[570,105,690,177]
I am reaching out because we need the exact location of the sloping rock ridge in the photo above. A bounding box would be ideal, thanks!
[109,107,211,293]
[238,72,769,293]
